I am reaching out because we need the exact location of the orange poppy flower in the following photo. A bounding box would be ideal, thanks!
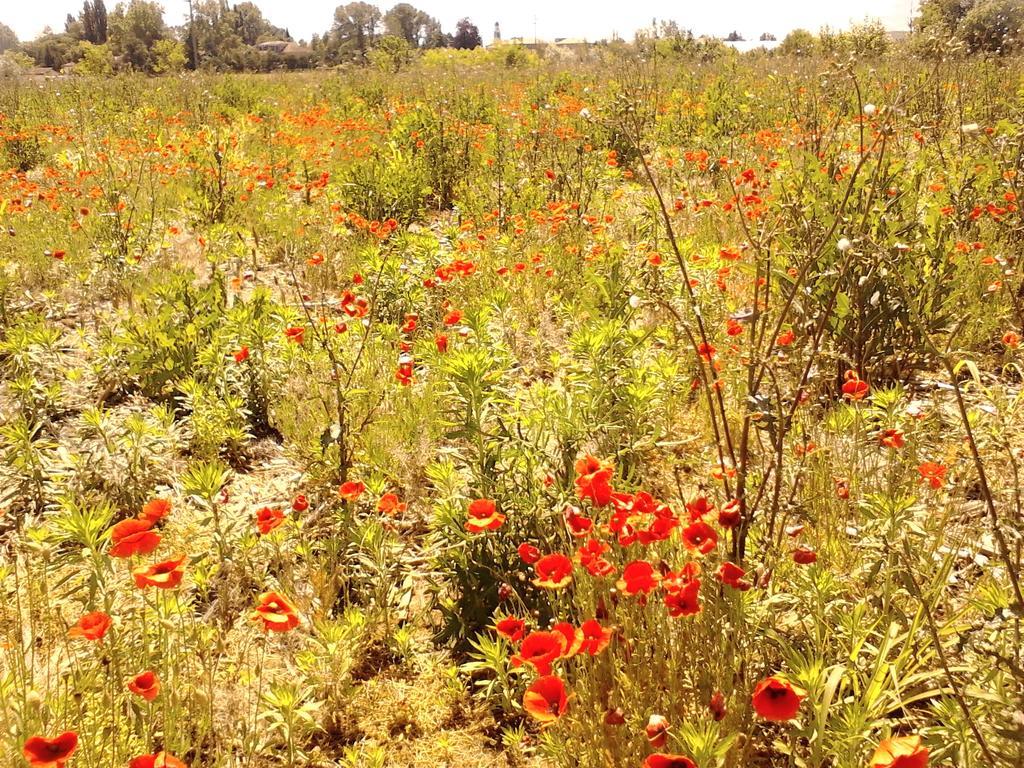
[133,555,186,590]
[233,346,250,363]
[644,755,697,768]
[1002,331,1020,349]
[129,752,188,768]
[284,326,305,344]
[464,498,505,533]
[917,462,946,489]
[522,674,569,723]
[23,732,79,768]
[68,611,112,641]
[377,493,407,514]
[254,507,285,535]
[751,675,806,720]
[127,670,161,701]
[251,591,300,632]
[681,520,718,554]
[869,735,929,768]
[532,553,573,589]
[338,481,365,501]
[138,498,171,525]
[109,519,161,558]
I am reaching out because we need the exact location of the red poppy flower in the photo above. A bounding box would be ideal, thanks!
[716,561,752,591]
[576,538,615,577]
[495,615,526,642]
[709,690,727,721]
[617,560,661,597]
[685,495,714,521]
[579,619,612,655]
[23,732,79,768]
[776,329,795,346]
[644,754,697,768]
[751,676,806,721]
[564,505,594,537]
[251,591,300,632]
[517,542,540,564]
[127,670,161,701]
[879,428,905,449]
[793,546,818,565]
[132,555,186,590]
[138,498,171,525]
[254,507,285,535]
[68,611,112,641]
[435,333,449,353]
[522,675,569,723]
[233,346,250,363]
[917,462,946,489]
[129,752,188,768]
[291,495,309,512]
[108,519,161,558]
[444,309,463,326]
[1002,331,1020,349]
[681,520,718,554]
[869,735,929,768]
[377,493,407,514]
[835,478,851,499]
[338,481,365,501]
[574,455,615,507]
[284,326,305,344]
[511,631,566,674]
[664,578,701,617]
[718,499,741,529]
[552,622,583,659]
[645,714,670,747]
[465,498,505,533]
[532,553,573,589]
[842,372,869,400]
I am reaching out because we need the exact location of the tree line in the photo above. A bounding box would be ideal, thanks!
[0,0,1021,75]
[0,1,484,74]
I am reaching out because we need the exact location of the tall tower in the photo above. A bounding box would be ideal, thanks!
[494,22,501,43]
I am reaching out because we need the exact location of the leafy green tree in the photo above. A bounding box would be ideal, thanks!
[108,0,171,73]
[81,1,109,44]
[452,17,481,50]
[916,0,979,34]
[77,41,114,73]
[329,2,382,61]
[369,33,413,71]
[0,22,18,54]
[778,28,816,56]
[382,3,439,47]
[21,31,81,70]
[232,1,287,46]
[152,38,186,72]
[960,0,1024,52]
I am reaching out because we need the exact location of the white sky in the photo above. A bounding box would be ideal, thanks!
[3,0,917,45]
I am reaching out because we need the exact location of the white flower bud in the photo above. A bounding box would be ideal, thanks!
[837,237,853,253]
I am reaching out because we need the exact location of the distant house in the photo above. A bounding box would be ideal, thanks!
[255,40,310,56]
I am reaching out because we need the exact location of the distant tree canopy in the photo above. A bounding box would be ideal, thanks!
[452,18,481,49]
[0,22,18,54]
[916,0,1024,53]
[108,0,172,73]
[9,0,1020,75]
